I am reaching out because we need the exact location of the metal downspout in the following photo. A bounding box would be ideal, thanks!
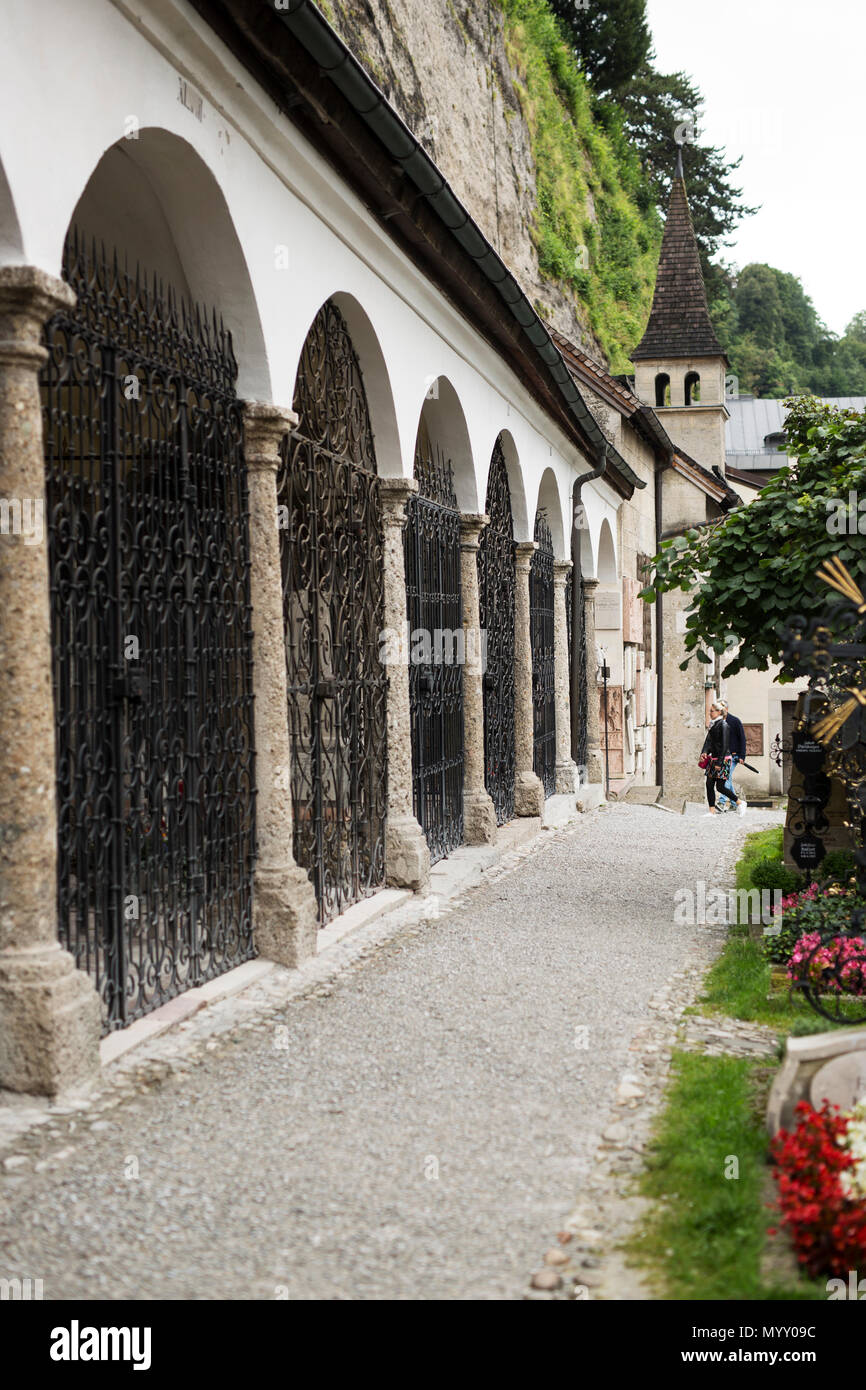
[570,442,608,761]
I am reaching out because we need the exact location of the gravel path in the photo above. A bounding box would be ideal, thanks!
[0,804,766,1300]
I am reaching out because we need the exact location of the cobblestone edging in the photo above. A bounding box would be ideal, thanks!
[525,817,783,1301]
[0,812,606,1165]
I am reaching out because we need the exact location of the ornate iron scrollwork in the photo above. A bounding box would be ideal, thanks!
[477,438,516,824]
[780,557,866,1023]
[279,300,388,924]
[42,229,255,1032]
[770,731,792,767]
[530,511,556,797]
[575,567,589,771]
[404,445,464,862]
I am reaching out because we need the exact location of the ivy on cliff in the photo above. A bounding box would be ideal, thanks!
[500,0,660,370]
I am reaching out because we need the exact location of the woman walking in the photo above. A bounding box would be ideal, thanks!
[701,700,747,817]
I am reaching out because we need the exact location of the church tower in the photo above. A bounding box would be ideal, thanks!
[632,150,728,471]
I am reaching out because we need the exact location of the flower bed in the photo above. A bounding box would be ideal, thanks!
[762,883,866,965]
[771,1099,866,1278]
[787,932,866,997]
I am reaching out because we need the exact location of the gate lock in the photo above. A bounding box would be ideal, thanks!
[116,669,147,703]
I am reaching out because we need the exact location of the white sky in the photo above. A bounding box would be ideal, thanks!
[645,0,866,335]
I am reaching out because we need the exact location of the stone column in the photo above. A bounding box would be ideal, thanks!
[378,477,430,891]
[583,577,605,785]
[553,560,579,794]
[244,402,318,967]
[514,540,545,816]
[0,267,101,1095]
[460,515,497,844]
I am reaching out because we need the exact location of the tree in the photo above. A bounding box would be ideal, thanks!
[549,0,651,96]
[846,311,866,345]
[735,264,786,344]
[640,398,866,678]
[713,265,866,398]
[732,336,803,398]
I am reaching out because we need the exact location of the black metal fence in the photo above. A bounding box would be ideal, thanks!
[279,301,388,923]
[42,230,255,1031]
[405,447,464,861]
[478,438,516,824]
[530,512,556,796]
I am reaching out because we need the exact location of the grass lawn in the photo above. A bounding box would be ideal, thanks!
[698,926,837,1037]
[628,824,836,1300]
[698,825,861,1035]
[735,825,784,892]
[628,1053,824,1300]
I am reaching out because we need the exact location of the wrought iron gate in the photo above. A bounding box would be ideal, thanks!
[565,568,573,706]
[575,566,589,770]
[530,512,556,797]
[404,446,464,861]
[279,301,387,923]
[42,231,256,1032]
[478,437,515,824]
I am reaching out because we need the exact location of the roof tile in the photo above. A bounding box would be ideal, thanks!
[632,168,723,362]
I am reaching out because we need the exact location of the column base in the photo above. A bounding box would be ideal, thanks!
[386,816,431,893]
[254,862,319,969]
[0,943,101,1096]
[585,747,606,786]
[555,759,579,795]
[464,789,497,845]
[542,791,581,829]
[575,783,606,812]
[515,770,545,817]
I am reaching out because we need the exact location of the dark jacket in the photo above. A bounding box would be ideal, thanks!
[702,718,731,763]
[725,713,747,760]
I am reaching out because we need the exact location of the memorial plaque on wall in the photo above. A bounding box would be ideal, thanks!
[622,576,643,645]
[744,723,764,757]
[599,684,624,777]
[594,589,621,631]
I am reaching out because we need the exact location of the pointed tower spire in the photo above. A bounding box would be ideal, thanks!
[632,149,722,361]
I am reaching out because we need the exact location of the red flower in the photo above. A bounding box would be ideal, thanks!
[770,1100,866,1278]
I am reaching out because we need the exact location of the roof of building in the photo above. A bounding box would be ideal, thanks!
[551,328,739,508]
[632,151,725,363]
[725,464,772,491]
[549,328,643,414]
[671,446,740,507]
[725,395,866,457]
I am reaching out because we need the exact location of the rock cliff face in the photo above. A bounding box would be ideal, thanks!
[326,0,603,357]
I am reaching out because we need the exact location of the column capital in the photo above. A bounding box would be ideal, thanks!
[459,513,489,550]
[243,401,297,470]
[553,559,573,585]
[514,539,537,571]
[582,576,600,594]
[0,266,76,369]
[379,475,418,521]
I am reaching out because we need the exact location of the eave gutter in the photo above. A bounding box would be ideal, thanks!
[271,0,645,492]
